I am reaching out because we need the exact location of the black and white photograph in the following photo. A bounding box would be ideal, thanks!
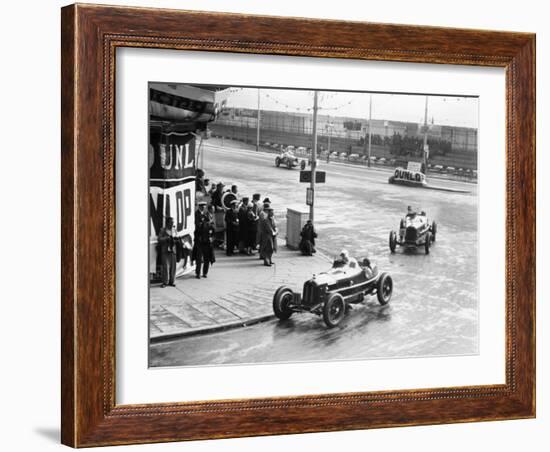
[148,83,479,368]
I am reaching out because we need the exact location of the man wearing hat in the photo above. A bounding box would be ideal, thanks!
[157,217,177,288]
[230,184,240,199]
[192,201,215,279]
[245,202,259,255]
[203,178,211,194]
[299,219,318,256]
[195,199,211,225]
[257,198,271,260]
[238,197,250,253]
[195,168,206,194]
[224,199,240,256]
[259,206,278,266]
[211,182,225,211]
[251,194,262,251]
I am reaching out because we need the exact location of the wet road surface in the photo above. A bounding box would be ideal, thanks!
[150,144,478,367]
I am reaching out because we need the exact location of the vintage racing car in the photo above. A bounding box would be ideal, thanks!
[272,258,393,327]
[275,150,305,169]
[389,211,437,254]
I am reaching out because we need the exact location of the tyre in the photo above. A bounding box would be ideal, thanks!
[287,159,292,169]
[389,231,397,253]
[431,221,437,242]
[376,272,393,305]
[273,286,294,320]
[275,157,281,167]
[323,293,346,328]
[424,232,432,254]
[300,160,306,170]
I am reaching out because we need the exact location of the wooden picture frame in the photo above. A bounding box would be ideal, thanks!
[61,3,535,447]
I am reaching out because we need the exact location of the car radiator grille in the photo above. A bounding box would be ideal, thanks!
[405,226,417,242]
[302,281,320,305]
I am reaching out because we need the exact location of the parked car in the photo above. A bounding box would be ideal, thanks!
[273,258,393,327]
[389,211,437,254]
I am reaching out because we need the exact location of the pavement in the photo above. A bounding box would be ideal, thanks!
[150,241,331,342]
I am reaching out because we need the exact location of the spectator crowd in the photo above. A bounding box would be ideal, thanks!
[156,168,319,286]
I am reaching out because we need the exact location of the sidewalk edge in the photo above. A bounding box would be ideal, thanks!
[150,314,275,343]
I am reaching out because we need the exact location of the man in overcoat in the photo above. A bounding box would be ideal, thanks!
[193,201,215,278]
[157,217,177,287]
[299,219,318,256]
[259,207,278,266]
[224,199,240,256]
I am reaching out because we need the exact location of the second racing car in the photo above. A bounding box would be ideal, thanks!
[389,208,437,254]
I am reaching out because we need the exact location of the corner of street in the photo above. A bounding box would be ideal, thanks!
[150,240,331,342]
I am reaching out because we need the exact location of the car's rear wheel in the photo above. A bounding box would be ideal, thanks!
[431,221,437,242]
[389,231,397,253]
[287,159,292,169]
[300,160,306,170]
[323,293,346,328]
[376,272,393,305]
[273,286,294,320]
[275,157,281,167]
[424,232,432,254]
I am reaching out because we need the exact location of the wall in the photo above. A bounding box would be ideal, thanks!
[1,1,546,452]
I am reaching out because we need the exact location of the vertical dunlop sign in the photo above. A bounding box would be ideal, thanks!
[149,129,196,276]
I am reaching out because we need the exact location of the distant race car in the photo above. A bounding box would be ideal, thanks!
[275,151,304,169]
[389,211,437,254]
[273,259,393,327]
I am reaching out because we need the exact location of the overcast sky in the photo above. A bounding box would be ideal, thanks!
[225,87,479,128]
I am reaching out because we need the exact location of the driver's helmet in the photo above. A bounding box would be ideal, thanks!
[339,249,350,264]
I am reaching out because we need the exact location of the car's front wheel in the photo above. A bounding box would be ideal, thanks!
[275,157,281,167]
[424,232,432,254]
[376,272,393,305]
[431,221,437,242]
[389,230,397,253]
[323,293,346,327]
[300,160,306,170]
[287,159,292,169]
[273,286,294,320]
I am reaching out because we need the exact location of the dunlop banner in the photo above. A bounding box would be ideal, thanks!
[149,130,196,275]
[393,167,426,184]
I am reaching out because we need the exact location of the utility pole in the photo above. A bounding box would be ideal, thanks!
[256,88,261,152]
[367,94,373,168]
[423,96,429,175]
[362,94,373,167]
[327,116,332,155]
[310,91,319,222]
